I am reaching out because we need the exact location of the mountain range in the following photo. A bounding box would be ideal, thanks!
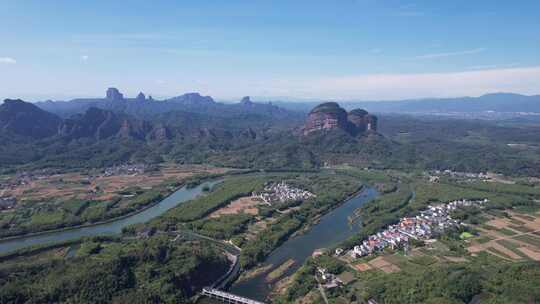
[0,92,386,171]
[35,89,298,123]
[2,91,540,178]
[0,98,277,143]
[274,93,540,115]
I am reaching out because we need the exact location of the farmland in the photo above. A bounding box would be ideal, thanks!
[468,211,540,261]
[0,164,231,238]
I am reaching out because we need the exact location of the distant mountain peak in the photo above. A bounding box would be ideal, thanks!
[303,102,377,136]
[168,92,215,104]
[240,96,254,106]
[106,88,124,101]
[136,92,146,101]
[309,102,346,115]
[3,98,25,105]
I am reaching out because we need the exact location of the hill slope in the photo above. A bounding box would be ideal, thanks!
[0,99,62,138]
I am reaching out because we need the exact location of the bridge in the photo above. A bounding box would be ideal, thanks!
[201,288,265,304]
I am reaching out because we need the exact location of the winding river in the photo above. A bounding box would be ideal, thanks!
[231,187,379,301]
[0,180,222,254]
[0,178,378,303]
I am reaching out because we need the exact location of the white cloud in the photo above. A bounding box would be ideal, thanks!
[466,63,520,70]
[413,48,486,59]
[81,55,89,62]
[0,57,16,64]
[254,66,540,100]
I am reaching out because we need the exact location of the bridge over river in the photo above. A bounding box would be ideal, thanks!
[202,288,265,304]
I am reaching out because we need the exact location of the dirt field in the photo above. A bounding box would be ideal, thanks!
[368,256,401,273]
[468,212,540,261]
[353,263,373,272]
[209,196,262,218]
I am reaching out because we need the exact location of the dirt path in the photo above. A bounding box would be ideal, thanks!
[318,283,330,304]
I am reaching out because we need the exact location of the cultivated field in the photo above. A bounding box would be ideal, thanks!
[468,211,540,261]
[2,164,229,203]
[0,164,232,238]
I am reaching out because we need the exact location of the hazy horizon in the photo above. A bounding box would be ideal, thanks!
[4,89,540,105]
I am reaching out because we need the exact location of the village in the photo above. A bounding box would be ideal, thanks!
[340,198,488,259]
[428,169,515,184]
[102,164,148,177]
[255,181,316,205]
[311,198,489,295]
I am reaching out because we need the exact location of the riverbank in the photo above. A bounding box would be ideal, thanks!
[230,186,379,301]
[291,184,365,238]
[0,188,181,243]
[0,171,235,243]
[0,166,244,242]
[0,180,222,254]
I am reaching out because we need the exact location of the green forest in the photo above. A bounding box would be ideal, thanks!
[0,236,230,303]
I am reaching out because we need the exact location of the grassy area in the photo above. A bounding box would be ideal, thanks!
[498,228,519,236]
[496,240,531,260]
[508,225,534,233]
[408,255,438,266]
[475,236,493,244]
[513,234,540,247]
[465,182,540,197]
[167,176,266,222]
[266,259,295,282]
[487,246,514,260]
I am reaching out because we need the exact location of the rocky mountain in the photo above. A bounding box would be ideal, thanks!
[0,99,62,138]
[1,98,270,145]
[106,88,124,101]
[303,102,377,136]
[34,89,301,126]
[240,96,254,106]
[348,109,378,134]
[167,92,215,105]
[59,107,164,141]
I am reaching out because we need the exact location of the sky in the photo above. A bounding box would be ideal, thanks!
[1,0,539,101]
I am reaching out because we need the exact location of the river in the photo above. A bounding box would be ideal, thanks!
[230,186,379,301]
[0,180,222,254]
[1,179,378,303]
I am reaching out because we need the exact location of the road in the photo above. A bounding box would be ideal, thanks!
[172,229,242,289]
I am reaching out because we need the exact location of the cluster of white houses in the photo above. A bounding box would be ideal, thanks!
[102,164,147,177]
[346,198,488,258]
[255,181,315,204]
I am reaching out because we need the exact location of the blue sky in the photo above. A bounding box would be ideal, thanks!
[1,0,539,101]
